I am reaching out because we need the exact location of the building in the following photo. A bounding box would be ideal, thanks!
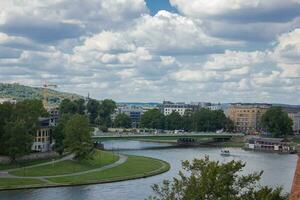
[161,101,195,116]
[228,103,271,133]
[113,105,145,128]
[244,137,295,153]
[283,108,300,135]
[46,106,59,126]
[31,117,52,152]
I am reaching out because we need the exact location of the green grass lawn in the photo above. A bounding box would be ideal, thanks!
[47,155,170,184]
[10,151,118,177]
[0,178,46,188]
[0,157,62,171]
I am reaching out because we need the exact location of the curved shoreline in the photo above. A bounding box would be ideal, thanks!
[0,155,170,191]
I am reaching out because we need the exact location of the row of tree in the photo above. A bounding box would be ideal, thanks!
[261,107,293,138]
[0,100,48,160]
[59,98,117,131]
[53,114,94,160]
[140,108,234,132]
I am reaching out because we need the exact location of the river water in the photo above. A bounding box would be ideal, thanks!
[0,140,297,200]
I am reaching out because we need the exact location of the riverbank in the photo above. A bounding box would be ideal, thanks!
[0,151,170,191]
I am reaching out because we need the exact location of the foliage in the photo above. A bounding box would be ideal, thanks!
[0,103,13,154]
[52,113,72,155]
[12,99,48,135]
[2,121,33,161]
[141,109,165,129]
[0,100,46,158]
[64,114,94,160]
[98,99,116,128]
[87,99,100,124]
[261,107,293,137]
[114,113,132,128]
[165,112,183,130]
[147,157,288,200]
[0,83,82,102]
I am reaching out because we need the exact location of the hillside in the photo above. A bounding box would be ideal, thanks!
[0,83,83,103]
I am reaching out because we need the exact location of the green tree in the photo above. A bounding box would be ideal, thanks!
[0,103,13,154]
[261,107,293,137]
[98,99,116,128]
[87,99,100,124]
[12,99,48,135]
[74,99,86,114]
[59,99,77,115]
[141,109,165,129]
[191,109,229,132]
[225,118,235,132]
[182,111,193,132]
[52,113,72,155]
[147,157,288,200]
[64,114,93,160]
[114,113,132,128]
[2,121,33,161]
[165,112,182,130]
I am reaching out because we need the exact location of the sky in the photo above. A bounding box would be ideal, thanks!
[0,0,300,104]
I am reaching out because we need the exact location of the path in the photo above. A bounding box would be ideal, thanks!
[1,154,74,173]
[290,154,300,200]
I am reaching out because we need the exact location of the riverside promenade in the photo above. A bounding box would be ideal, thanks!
[290,154,300,200]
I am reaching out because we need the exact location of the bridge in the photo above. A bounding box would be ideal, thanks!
[92,133,244,141]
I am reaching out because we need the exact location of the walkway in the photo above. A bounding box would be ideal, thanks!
[290,154,300,200]
[0,154,127,185]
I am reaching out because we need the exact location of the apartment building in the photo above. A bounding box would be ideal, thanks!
[228,104,271,133]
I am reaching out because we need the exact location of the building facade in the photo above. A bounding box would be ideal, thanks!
[113,105,144,128]
[288,111,300,135]
[161,101,195,116]
[228,104,271,133]
[32,117,52,152]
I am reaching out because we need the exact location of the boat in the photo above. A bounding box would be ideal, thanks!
[221,149,230,156]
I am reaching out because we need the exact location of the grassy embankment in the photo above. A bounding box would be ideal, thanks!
[47,155,170,184]
[0,151,170,190]
[10,151,118,177]
[0,156,62,171]
[0,178,46,188]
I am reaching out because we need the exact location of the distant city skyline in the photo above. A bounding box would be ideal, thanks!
[0,1,300,104]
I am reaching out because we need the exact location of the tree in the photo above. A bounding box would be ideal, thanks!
[2,121,33,161]
[74,99,86,115]
[147,156,288,200]
[165,112,182,130]
[225,118,235,132]
[0,103,13,154]
[141,109,165,129]
[98,99,116,128]
[52,113,72,155]
[114,113,132,128]
[87,99,99,124]
[12,99,48,135]
[64,114,93,160]
[59,99,78,115]
[261,107,293,137]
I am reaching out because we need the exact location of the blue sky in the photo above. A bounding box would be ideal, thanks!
[145,0,178,15]
[0,0,300,104]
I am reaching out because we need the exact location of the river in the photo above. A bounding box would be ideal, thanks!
[0,140,297,200]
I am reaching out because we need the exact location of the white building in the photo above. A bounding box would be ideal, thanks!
[161,101,193,116]
[288,111,300,135]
